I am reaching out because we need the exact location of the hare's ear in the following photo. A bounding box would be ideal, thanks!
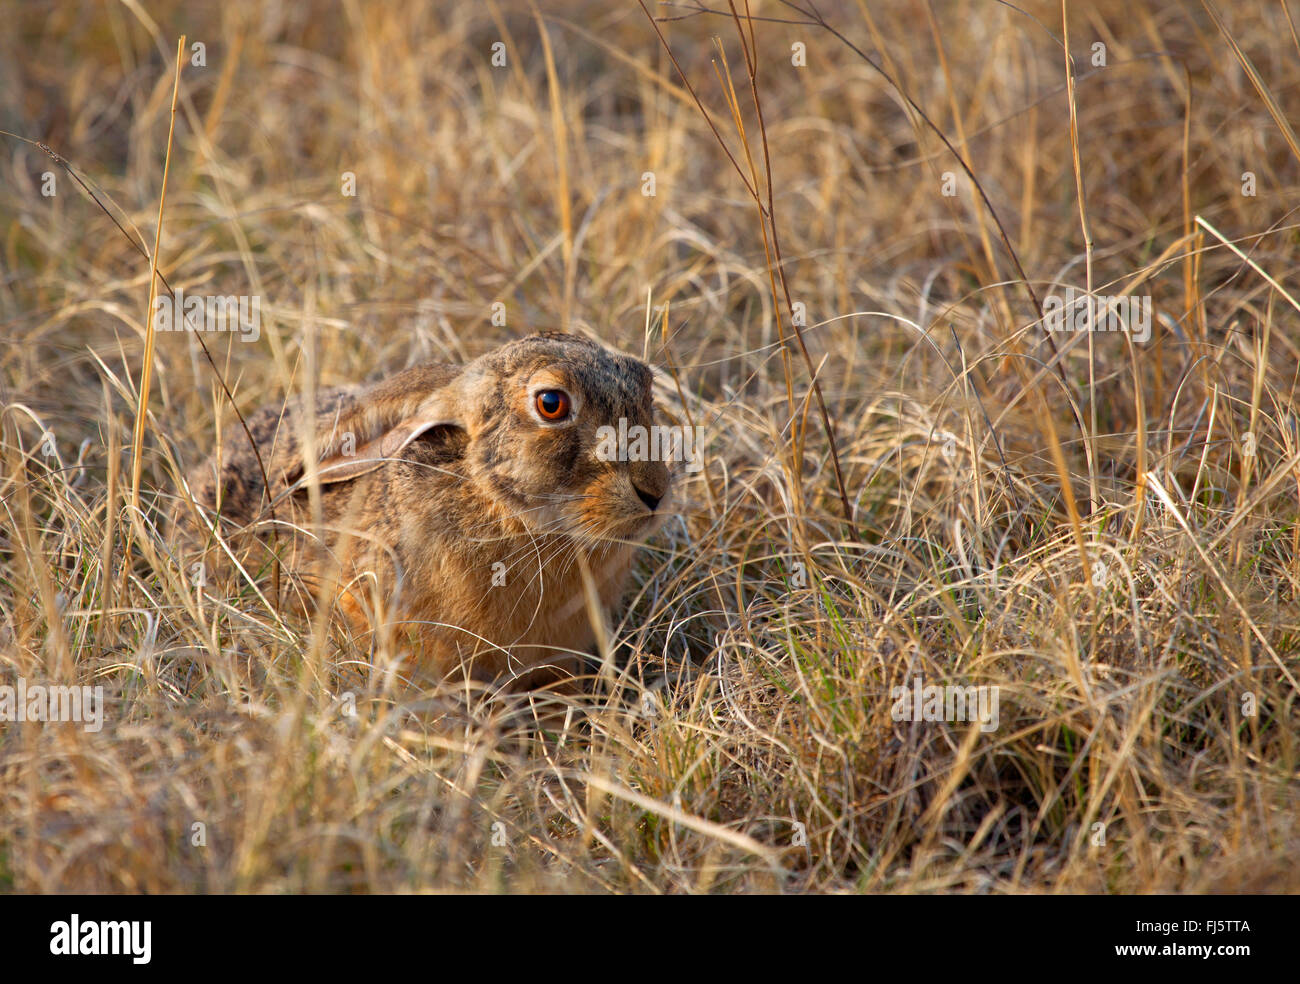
[314,410,461,483]
[309,374,469,484]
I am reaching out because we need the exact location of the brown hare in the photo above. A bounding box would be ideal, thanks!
[176,332,675,686]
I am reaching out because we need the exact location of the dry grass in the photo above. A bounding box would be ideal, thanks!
[1,0,1298,893]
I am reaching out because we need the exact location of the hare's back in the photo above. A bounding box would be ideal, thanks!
[184,383,361,525]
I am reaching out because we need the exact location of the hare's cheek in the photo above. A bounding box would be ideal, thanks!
[536,441,579,489]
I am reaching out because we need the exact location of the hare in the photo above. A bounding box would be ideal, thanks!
[175,332,674,686]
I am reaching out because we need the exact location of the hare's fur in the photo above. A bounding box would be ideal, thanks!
[177,333,672,684]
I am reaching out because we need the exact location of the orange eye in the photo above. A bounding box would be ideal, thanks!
[535,389,571,421]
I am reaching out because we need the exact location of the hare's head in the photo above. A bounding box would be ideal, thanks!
[315,333,676,544]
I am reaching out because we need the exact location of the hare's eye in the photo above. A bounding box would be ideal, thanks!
[535,389,571,421]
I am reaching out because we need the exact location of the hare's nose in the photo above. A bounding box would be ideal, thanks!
[634,484,661,512]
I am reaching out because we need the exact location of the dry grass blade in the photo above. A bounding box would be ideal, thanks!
[1203,0,1300,166]
[129,35,185,514]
